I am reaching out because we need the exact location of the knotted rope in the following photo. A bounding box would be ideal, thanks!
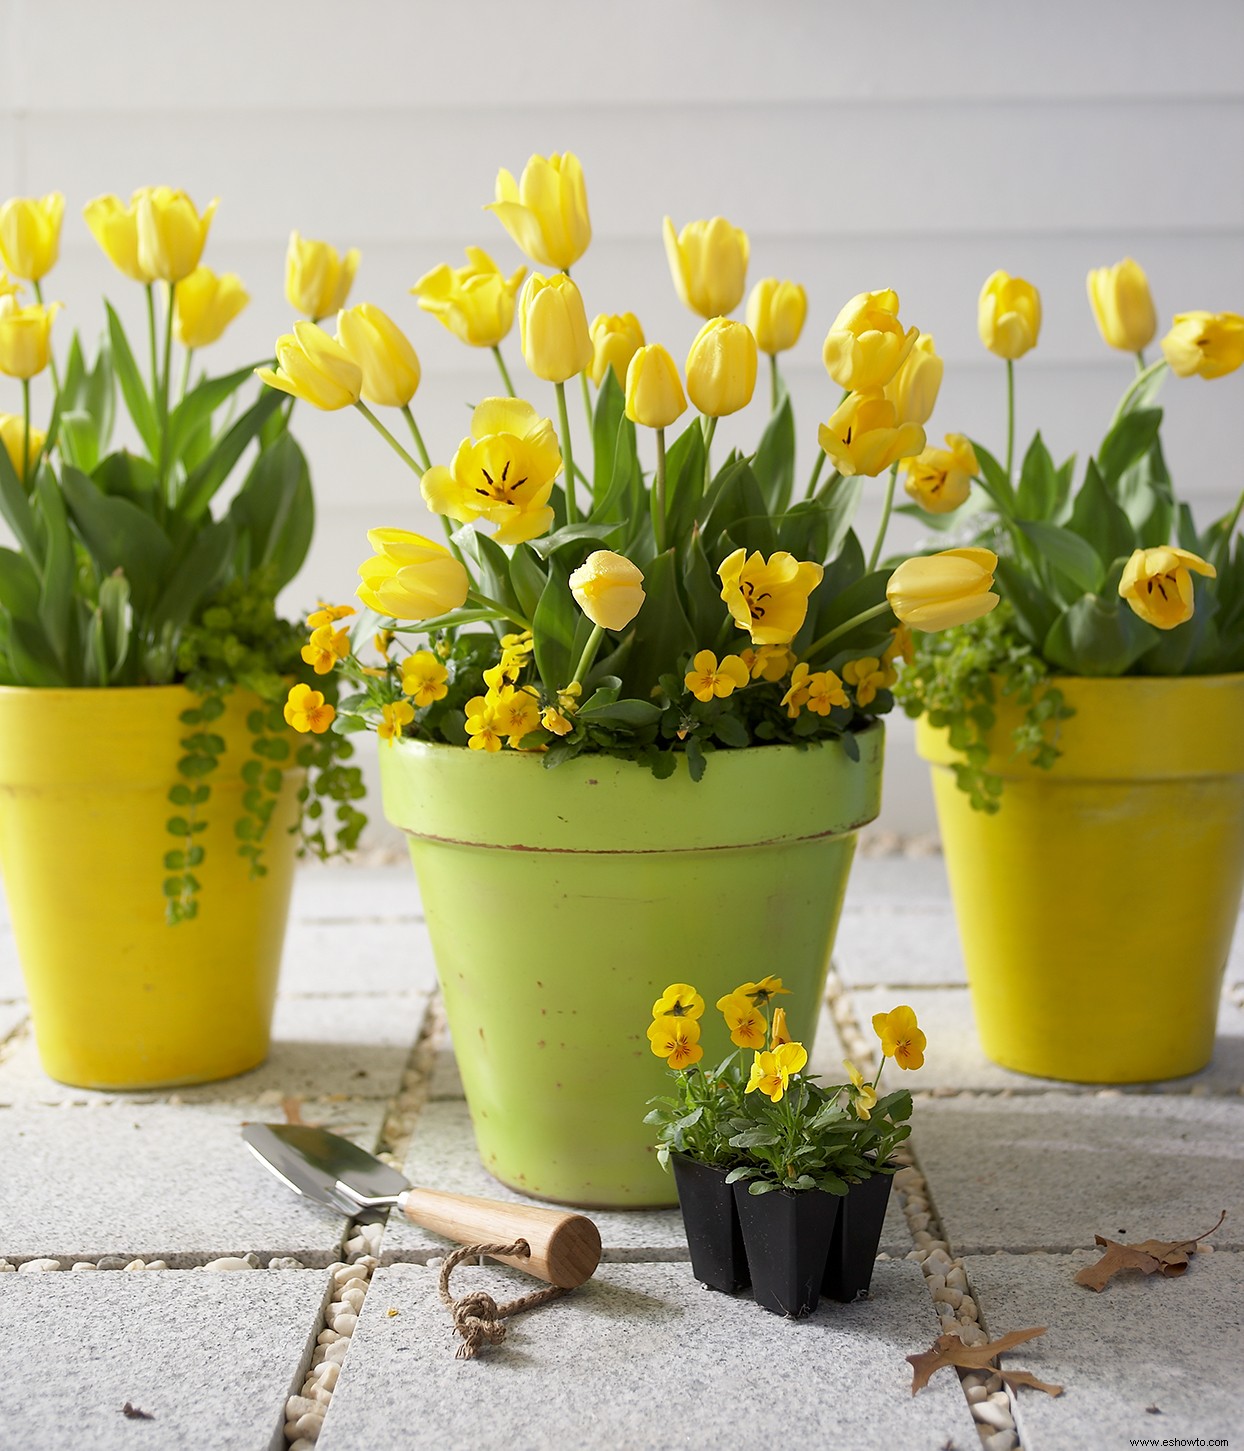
[436,1239,567,1359]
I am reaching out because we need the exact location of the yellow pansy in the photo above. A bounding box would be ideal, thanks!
[1161,311,1244,380]
[663,215,750,319]
[652,983,705,1020]
[746,278,807,355]
[336,303,421,409]
[978,271,1042,360]
[646,1013,703,1071]
[286,231,360,319]
[1118,546,1216,630]
[624,344,687,429]
[588,312,645,388]
[740,644,794,682]
[1087,258,1156,354]
[519,272,593,383]
[716,992,768,1051]
[818,391,926,478]
[732,976,789,1006]
[0,413,44,483]
[872,1004,927,1070]
[421,397,561,546]
[822,290,918,392]
[492,685,542,747]
[718,548,824,646]
[411,247,526,348]
[745,1041,809,1103]
[377,700,415,746]
[135,188,218,284]
[782,663,849,718]
[541,705,575,736]
[301,623,350,675]
[488,152,591,271]
[883,623,914,667]
[307,602,356,629]
[83,191,154,283]
[0,297,59,379]
[886,548,1000,632]
[284,683,336,735]
[844,1060,877,1120]
[256,322,363,411]
[685,317,757,417]
[400,650,450,706]
[903,434,978,514]
[175,267,249,350]
[464,694,504,753]
[842,657,891,707]
[357,528,471,621]
[771,1007,792,1048]
[684,649,749,703]
[884,332,943,426]
[0,192,64,282]
[569,550,646,631]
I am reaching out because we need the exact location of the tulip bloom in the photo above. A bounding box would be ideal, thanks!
[356,528,471,621]
[411,247,525,348]
[624,344,686,429]
[886,548,1000,632]
[884,332,943,426]
[136,188,218,284]
[519,273,592,383]
[718,548,824,646]
[587,312,644,388]
[569,550,646,630]
[1118,546,1216,630]
[0,297,59,379]
[978,271,1042,359]
[903,434,978,514]
[664,215,750,319]
[685,317,757,417]
[83,191,155,283]
[817,391,925,478]
[421,397,561,545]
[174,267,249,350]
[746,278,807,355]
[822,290,918,391]
[0,193,64,282]
[256,322,363,411]
[488,152,591,271]
[1087,258,1156,354]
[286,231,360,320]
[336,303,422,409]
[0,412,44,482]
[1160,311,1244,380]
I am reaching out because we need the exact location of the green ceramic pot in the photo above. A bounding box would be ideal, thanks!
[380,728,884,1208]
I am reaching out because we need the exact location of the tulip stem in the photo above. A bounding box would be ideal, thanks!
[652,426,668,553]
[801,602,893,664]
[815,468,844,502]
[867,463,900,572]
[1135,350,1148,372]
[701,415,717,495]
[400,404,432,471]
[580,369,594,433]
[355,401,423,476]
[769,354,780,412]
[806,452,827,498]
[468,588,531,632]
[158,282,176,489]
[570,623,605,689]
[1111,357,1169,426]
[32,280,59,395]
[1004,359,1015,484]
[178,349,192,406]
[21,378,31,481]
[491,345,516,397]
[555,381,578,525]
[145,284,159,400]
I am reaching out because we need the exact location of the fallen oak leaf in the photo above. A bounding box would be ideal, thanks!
[907,1327,1062,1397]
[1074,1210,1226,1292]
[999,1369,1065,1397]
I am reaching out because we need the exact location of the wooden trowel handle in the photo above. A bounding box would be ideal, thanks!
[398,1187,602,1289]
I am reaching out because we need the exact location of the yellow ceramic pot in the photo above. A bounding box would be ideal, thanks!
[0,686,302,1089]
[917,674,1244,1082]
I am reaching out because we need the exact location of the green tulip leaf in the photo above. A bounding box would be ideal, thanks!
[1067,459,1138,566]
[0,442,42,563]
[0,546,41,622]
[60,465,174,614]
[1097,407,1163,486]
[1042,593,1158,676]
[528,521,621,560]
[227,431,314,591]
[176,388,285,523]
[1019,520,1105,598]
[1015,432,1060,521]
[105,302,160,457]
[166,362,266,469]
[508,542,547,621]
[752,391,796,514]
[532,559,578,692]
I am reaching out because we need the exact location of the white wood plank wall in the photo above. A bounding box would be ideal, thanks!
[2,0,1242,837]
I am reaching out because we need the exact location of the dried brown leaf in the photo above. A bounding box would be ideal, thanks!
[1074,1210,1227,1292]
[1000,1369,1065,1397]
[908,1326,1061,1395]
[120,1402,154,1420]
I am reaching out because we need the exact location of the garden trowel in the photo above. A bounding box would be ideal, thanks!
[242,1123,601,1289]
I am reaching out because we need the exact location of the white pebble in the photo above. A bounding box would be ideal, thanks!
[343,1237,365,1256]
[316,1329,341,1346]
[958,1324,989,1347]
[925,1274,946,1295]
[18,1259,61,1273]
[309,1362,340,1390]
[973,1402,1014,1432]
[0,1260,14,1273]
[989,1391,1011,1408]
[269,1256,305,1270]
[310,1347,329,1368]
[289,1442,318,1451]
[339,1275,369,1296]
[332,1265,361,1286]
[908,1212,931,1231]
[903,1194,928,1212]
[203,1257,254,1272]
[330,1311,358,1336]
[323,1340,350,1364]
[340,1286,366,1312]
[70,1262,99,1272]
[933,1287,962,1308]
[985,1372,1003,1393]
[959,1295,978,1319]
[962,1371,989,1390]
[285,1395,321,1419]
[124,1259,147,1271]
[355,1250,380,1267]
[285,1413,323,1442]
[946,1266,968,1291]
[966,1385,988,1404]
[984,1432,1018,1451]
[308,1385,333,1406]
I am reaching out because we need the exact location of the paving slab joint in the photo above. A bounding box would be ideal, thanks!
[284,1257,379,1447]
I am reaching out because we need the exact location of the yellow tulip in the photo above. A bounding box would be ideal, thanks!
[174,267,249,350]
[1160,311,1244,380]
[817,391,925,478]
[0,272,20,301]
[624,344,686,430]
[487,152,591,271]
[83,191,155,283]
[978,271,1042,360]
[568,550,646,630]
[886,548,1000,632]
[1118,546,1216,630]
[718,548,824,646]
[685,317,757,417]
[336,303,421,408]
[0,413,45,483]
[410,247,525,348]
[822,290,918,391]
[1087,258,1156,353]
[663,215,749,319]
[421,397,561,546]
[518,272,592,383]
[903,433,978,514]
[884,332,943,425]
[256,322,363,411]
[587,312,645,388]
[136,187,218,284]
[356,528,471,621]
[286,231,360,320]
[0,296,59,379]
[0,193,64,282]
[745,278,807,355]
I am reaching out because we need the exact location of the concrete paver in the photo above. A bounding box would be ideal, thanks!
[277,918,440,998]
[834,906,967,988]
